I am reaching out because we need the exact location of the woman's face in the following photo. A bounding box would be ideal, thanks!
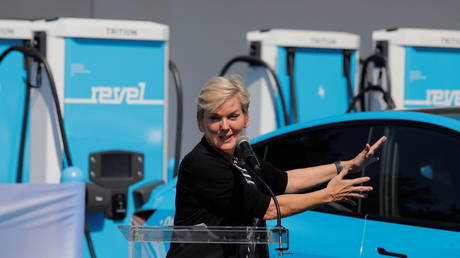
[198,95,248,160]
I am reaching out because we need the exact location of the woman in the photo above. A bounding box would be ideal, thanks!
[167,75,386,258]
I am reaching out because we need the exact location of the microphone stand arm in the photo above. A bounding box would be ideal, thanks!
[247,166,289,252]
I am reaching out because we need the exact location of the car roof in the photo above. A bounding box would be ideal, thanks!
[403,107,460,121]
[252,110,460,144]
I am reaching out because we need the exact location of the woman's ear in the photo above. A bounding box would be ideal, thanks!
[197,115,205,132]
[243,112,249,128]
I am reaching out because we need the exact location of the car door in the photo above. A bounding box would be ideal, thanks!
[361,122,460,257]
[254,122,385,257]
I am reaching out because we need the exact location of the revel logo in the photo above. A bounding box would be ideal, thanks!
[64,82,163,105]
[404,89,460,106]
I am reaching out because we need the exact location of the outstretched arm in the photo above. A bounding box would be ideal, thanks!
[284,136,387,194]
[284,163,338,193]
[265,167,372,220]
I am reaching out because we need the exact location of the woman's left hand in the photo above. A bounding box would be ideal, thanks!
[346,136,387,173]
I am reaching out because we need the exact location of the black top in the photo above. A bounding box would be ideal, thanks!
[167,137,288,258]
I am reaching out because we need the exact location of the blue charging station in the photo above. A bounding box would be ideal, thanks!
[28,18,170,257]
[372,28,460,109]
[245,29,359,138]
[0,20,32,183]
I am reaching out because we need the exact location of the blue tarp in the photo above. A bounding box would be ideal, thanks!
[0,183,85,258]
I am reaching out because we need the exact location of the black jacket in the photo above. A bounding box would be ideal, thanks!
[167,137,287,258]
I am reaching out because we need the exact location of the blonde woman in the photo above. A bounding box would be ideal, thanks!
[167,75,386,258]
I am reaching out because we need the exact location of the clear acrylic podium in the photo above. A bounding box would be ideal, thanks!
[119,225,289,258]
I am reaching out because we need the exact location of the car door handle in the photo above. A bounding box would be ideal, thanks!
[377,247,407,258]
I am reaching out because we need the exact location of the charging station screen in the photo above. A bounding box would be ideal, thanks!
[101,154,131,178]
[276,47,356,123]
[404,46,460,108]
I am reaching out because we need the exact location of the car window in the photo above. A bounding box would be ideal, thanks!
[388,125,460,227]
[256,123,383,214]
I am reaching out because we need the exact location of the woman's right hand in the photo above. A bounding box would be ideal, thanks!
[326,167,373,204]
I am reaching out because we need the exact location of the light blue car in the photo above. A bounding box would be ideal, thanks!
[142,108,460,257]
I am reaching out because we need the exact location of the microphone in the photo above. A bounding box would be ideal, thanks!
[236,136,261,173]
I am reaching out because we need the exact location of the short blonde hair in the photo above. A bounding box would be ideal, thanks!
[197,75,250,120]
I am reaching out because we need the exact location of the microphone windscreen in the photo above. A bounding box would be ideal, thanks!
[236,136,250,148]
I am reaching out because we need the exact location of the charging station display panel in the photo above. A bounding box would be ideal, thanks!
[63,38,165,182]
[101,153,132,178]
[101,154,131,178]
[0,39,29,183]
[276,47,356,123]
[403,46,460,108]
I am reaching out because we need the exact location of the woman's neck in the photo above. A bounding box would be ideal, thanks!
[204,136,234,162]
